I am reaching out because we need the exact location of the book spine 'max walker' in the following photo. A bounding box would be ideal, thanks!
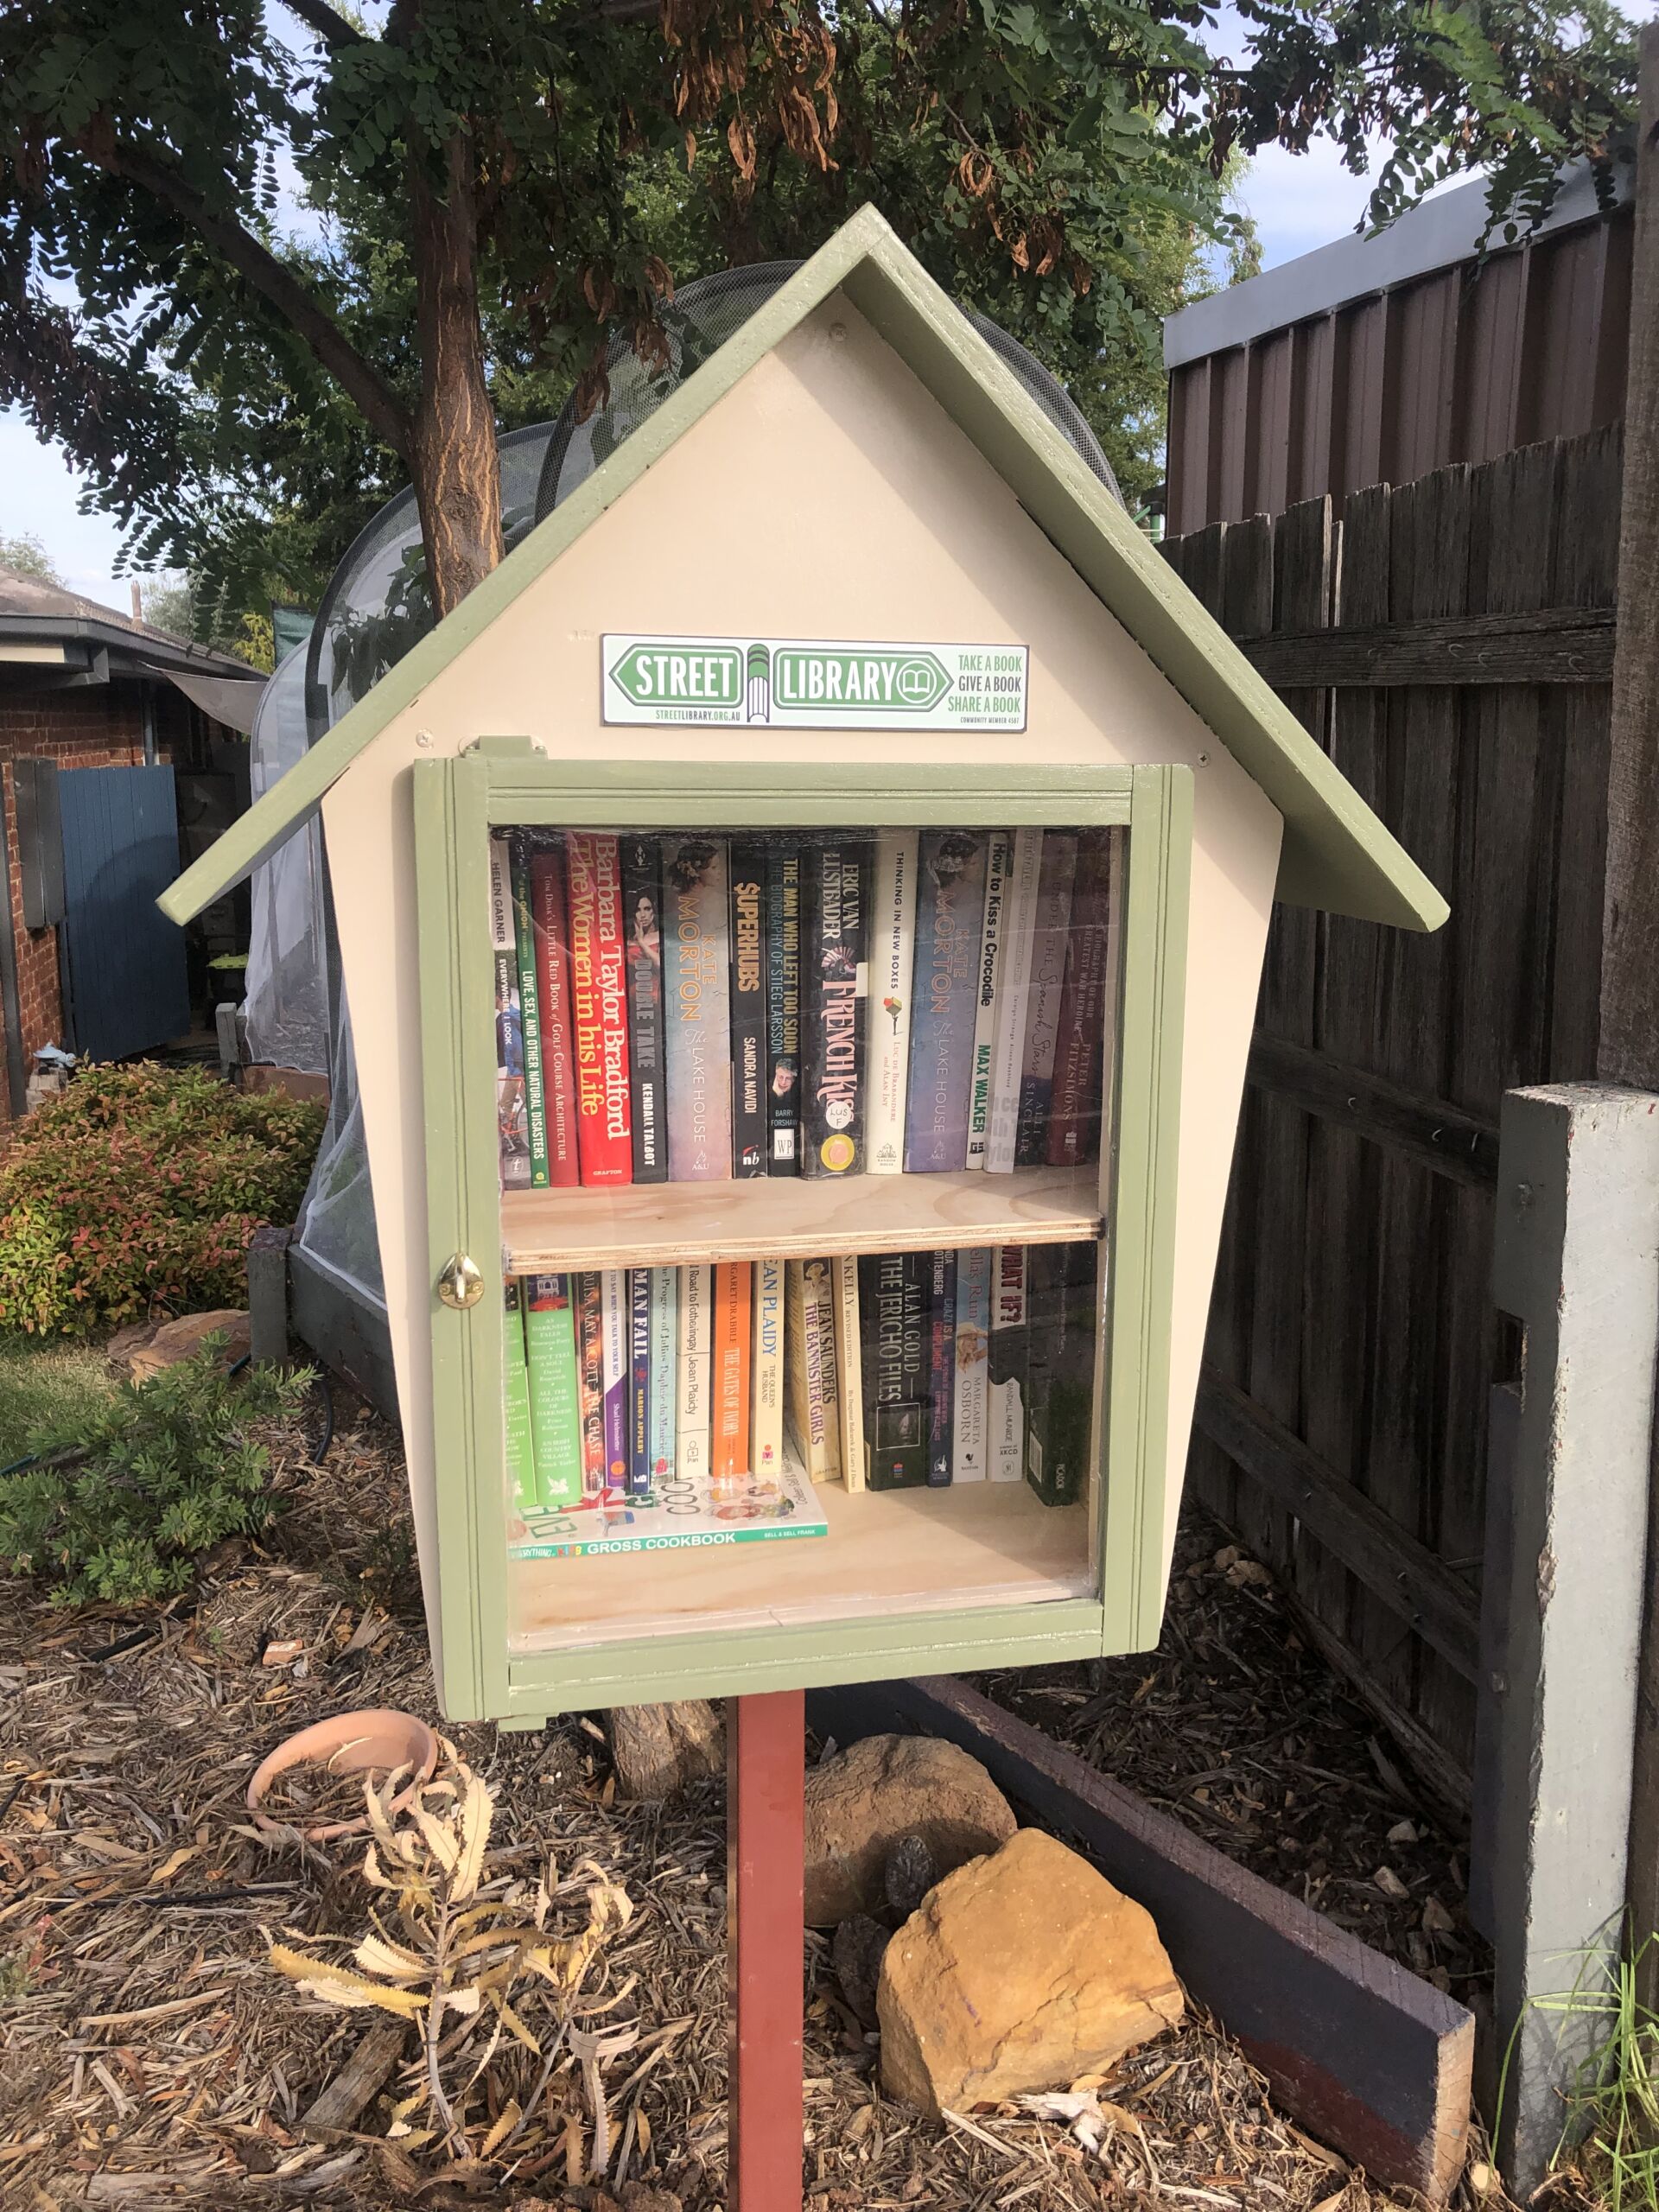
[528,843,581,1188]
[751,1255,785,1478]
[627,1266,653,1499]
[925,1247,957,1485]
[504,1281,537,1516]
[489,836,531,1191]
[965,832,1011,1171]
[648,1268,677,1487]
[987,1243,1028,1483]
[859,1250,930,1491]
[832,1256,865,1494]
[712,1261,753,1479]
[865,829,918,1174]
[575,1270,606,1497]
[620,836,668,1185]
[952,1245,992,1482]
[801,841,869,1179]
[509,838,550,1188]
[765,846,802,1174]
[1026,1241,1096,1506]
[1048,828,1120,1171]
[663,837,733,1180]
[1016,832,1079,1166]
[524,1272,583,1510]
[729,842,769,1178]
[785,1260,836,1481]
[905,831,988,1173]
[600,1268,629,1494]
[565,833,632,1185]
[677,1263,713,1482]
[985,828,1044,1173]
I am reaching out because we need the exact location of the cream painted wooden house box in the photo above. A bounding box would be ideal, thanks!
[163,209,1444,1730]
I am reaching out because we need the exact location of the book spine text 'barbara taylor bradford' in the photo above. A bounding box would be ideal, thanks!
[751,1255,785,1478]
[664,838,733,1180]
[965,831,1010,1170]
[864,830,918,1175]
[985,828,1043,1173]
[729,843,769,1178]
[766,846,802,1173]
[565,833,632,1185]
[677,1263,713,1481]
[490,837,531,1192]
[529,843,581,1188]
[524,1272,583,1510]
[712,1262,753,1478]
[620,837,667,1185]
[509,839,550,1188]
[801,842,868,1179]
[906,832,988,1173]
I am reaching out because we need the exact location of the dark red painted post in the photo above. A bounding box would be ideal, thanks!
[728,1689,805,2212]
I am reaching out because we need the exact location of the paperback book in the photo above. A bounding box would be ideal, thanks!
[832,1256,866,1494]
[1016,833,1079,1166]
[865,830,918,1174]
[1047,828,1118,1171]
[859,1249,929,1491]
[677,1262,713,1481]
[906,831,988,1173]
[648,1268,678,1487]
[600,1268,629,1493]
[1026,1241,1096,1506]
[627,1266,653,1499]
[985,829,1044,1173]
[785,1258,838,1481]
[663,838,733,1180]
[964,832,1011,1171]
[508,1454,828,1560]
[524,1272,583,1510]
[620,837,668,1185]
[952,1245,992,1482]
[729,842,770,1177]
[925,1247,957,1485]
[509,839,550,1188]
[528,844,581,1187]
[987,1243,1028,1484]
[751,1255,785,1477]
[490,836,531,1191]
[711,1261,753,1478]
[801,841,869,1179]
[575,1271,607,1497]
[765,846,803,1173]
[505,1281,537,1515]
[566,834,632,1185]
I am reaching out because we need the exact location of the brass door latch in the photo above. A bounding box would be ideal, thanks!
[436,1253,485,1310]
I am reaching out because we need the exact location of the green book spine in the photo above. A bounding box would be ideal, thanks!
[512,837,550,1189]
[504,1281,537,1516]
[524,1272,584,1510]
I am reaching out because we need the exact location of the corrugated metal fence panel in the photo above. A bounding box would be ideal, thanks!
[57,765,191,1065]
[1168,209,1632,535]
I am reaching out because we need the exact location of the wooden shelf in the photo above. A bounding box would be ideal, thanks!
[508,1474,1096,1651]
[501,1163,1103,1270]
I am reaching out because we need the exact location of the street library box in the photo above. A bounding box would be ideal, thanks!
[162,207,1445,1728]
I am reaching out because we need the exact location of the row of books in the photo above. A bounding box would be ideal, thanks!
[502,1241,1098,1560]
[490,826,1118,1192]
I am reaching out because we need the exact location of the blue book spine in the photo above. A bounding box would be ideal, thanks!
[627,1267,653,1497]
[905,832,989,1173]
[648,1266,678,1484]
[926,1248,957,1485]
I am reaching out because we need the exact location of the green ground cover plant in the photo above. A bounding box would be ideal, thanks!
[0,1065,323,1335]
[0,1336,115,1462]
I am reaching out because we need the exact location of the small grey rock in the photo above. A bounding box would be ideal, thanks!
[833,1913,890,2026]
[883,1834,937,1923]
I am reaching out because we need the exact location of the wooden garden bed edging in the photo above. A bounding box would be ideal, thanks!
[805,1675,1473,2204]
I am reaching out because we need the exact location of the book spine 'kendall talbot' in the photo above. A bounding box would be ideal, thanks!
[751,1255,785,1477]
[1016,832,1079,1166]
[906,831,988,1173]
[627,1267,653,1499]
[766,847,802,1174]
[926,1248,957,1485]
[490,837,531,1192]
[528,844,581,1188]
[801,842,869,1179]
[565,834,632,1185]
[712,1262,753,1479]
[1048,828,1117,1171]
[677,1263,713,1482]
[865,830,918,1175]
[729,843,769,1178]
[509,839,550,1188]
[859,1250,929,1491]
[965,832,1011,1171]
[575,1271,606,1498]
[524,1272,583,1510]
[620,837,667,1185]
[664,838,733,1180]
[648,1268,677,1487]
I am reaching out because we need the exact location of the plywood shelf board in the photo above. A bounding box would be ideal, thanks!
[500,1163,1103,1269]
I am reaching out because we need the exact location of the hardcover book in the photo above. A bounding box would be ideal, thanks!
[925,1247,957,1485]
[600,1267,629,1494]
[620,837,668,1185]
[905,831,989,1173]
[985,828,1044,1173]
[524,1272,583,1510]
[1026,1241,1096,1506]
[575,1271,607,1497]
[987,1243,1028,1483]
[529,843,581,1187]
[751,1255,785,1478]
[677,1262,713,1482]
[1048,829,1119,1171]
[952,1245,992,1482]
[833,1255,865,1494]
[507,1454,828,1560]
[729,842,770,1178]
[858,1250,930,1491]
[785,1258,838,1481]
[800,841,869,1179]
[510,839,550,1188]
[663,838,734,1181]
[648,1267,678,1487]
[766,846,803,1173]
[712,1261,753,1478]
[505,1281,537,1516]
[565,833,633,1185]
[627,1266,653,1499]
[965,831,1011,1171]
[865,830,918,1174]
[489,836,531,1191]
[1015,832,1079,1166]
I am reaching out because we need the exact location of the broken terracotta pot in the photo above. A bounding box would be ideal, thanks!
[247,1707,438,1843]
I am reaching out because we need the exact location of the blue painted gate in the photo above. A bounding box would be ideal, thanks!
[57,766,191,1064]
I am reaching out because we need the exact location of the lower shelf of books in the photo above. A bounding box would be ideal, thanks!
[505,1472,1096,1652]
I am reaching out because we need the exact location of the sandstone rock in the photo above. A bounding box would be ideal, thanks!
[804,1734,1015,1927]
[607,1700,724,1800]
[125,1308,251,1381]
[878,1827,1184,2114]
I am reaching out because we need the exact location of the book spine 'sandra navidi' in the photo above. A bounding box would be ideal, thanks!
[648,1267,677,1486]
[766,846,802,1174]
[833,1256,865,1493]
[1016,832,1079,1166]
[751,1255,785,1478]
[509,838,550,1188]
[953,1245,992,1482]
[860,1250,930,1491]
[965,831,1011,1171]
[1026,1241,1096,1506]
[663,837,734,1180]
[729,842,769,1178]
[620,836,668,1185]
[565,833,633,1185]
[575,1271,606,1497]
[490,836,531,1192]
[677,1263,713,1482]
[600,1268,629,1494]
[785,1260,834,1481]
[1048,828,1119,1171]
[926,1247,957,1485]
[504,1281,537,1514]
[905,831,989,1173]
[801,842,869,1179]
[528,843,581,1188]
[987,1243,1029,1483]
[524,1272,583,1510]
[712,1261,753,1479]
[985,828,1044,1174]
[628,1266,653,1499]
[864,830,918,1175]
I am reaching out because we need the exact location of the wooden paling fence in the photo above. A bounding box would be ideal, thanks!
[1162,422,1622,1796]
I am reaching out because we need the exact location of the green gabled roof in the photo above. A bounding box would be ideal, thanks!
[161,204,1446,933]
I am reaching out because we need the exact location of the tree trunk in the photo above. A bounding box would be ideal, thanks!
[407,130,502,618]
[607,1699,726,1800]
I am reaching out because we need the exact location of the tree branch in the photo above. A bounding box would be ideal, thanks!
[283,0,368,48]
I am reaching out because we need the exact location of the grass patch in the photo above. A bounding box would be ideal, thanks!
[0,1334,118,1462]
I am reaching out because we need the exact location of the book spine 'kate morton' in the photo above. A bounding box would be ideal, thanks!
[926,1248,957,1485]
[565,833,633,1185]
[712,1262,753,1479]
[865,830,918,1175]
[529,843,581,1188]
[509,838,550,1188]
[751,1255,785,1477]
[489,836,531,1191]
[1047,828,1117,1171]
[1015,832,1079,1166]
[677,1263,713,1481]
[952,1246,991,1481]
[648,1268,677,1486]
[834,1255,865,1494]
[575,1271,607,1497]
[801,842,869,1179]
[524,1272,583,1509]
[628,1266,653,1499]
[985,829,1044,1174]
[663,838,734,1181]
[729,843,769,1178]
[620,837,668,1185]
[965,831,1011,1171]
[766,847,802,1174]
[905,831,988,1173]
[600,1268,629,1494]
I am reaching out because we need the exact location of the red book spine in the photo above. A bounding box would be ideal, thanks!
[712,1261,753,1479]
[530,845,581,1190]
[565,833,633,1186]
[1047,829,1115,1169]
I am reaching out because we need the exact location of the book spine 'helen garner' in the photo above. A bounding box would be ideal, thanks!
[712,1261,753,1479]
[925,1247,957,1485]
[1048,828,1118,1171]
[766,846,802,1174]
[677,1263,713,1482]
[985,828,1044,1174]
[952,1246,991,1482]
[833,1255,865,1494]
[1015,831,1079,1166]
[524,1271,583,1510]
[663,837,734,1181]
[801,842,869,1179]
[864,830,918,1175]
[575,1270,607,1498]
[489,836,531,1192]
[529,843,581,1188]
[565,833,632,1186]
[600,1268,629,1494]
[965,831,1011,1171]
[620,836,668,1185]
[509,837,550,1188]
[751,1255,785,1478]
[627,1266,653,1499]
[859,1249,930,1491]
[987,1243,1029,1483]
[504,1281,537,1516]
[729,842,769,1178]
[648,1267,677,1487]
[905,831,988,1173]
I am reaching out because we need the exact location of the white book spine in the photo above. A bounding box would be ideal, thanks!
[833,1254,865,1493]
[864,829,918,1174]
[985,828,1043,1173]
[952,1245,992,1481]
[813,1263,842,1480]
[751,1256,785,1478]
[964,831,1011,1170]
[677,1262,713,1478]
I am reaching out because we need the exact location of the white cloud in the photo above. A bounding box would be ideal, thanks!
[0,406,129,611]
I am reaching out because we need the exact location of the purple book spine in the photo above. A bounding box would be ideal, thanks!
[601,1268,629,1494]
[904,832,989,1173]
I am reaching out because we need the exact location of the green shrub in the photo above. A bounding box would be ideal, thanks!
[0,1064,324,1333]
[0,1339,313,1605]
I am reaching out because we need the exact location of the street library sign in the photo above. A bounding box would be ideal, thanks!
[602,634,1030,730]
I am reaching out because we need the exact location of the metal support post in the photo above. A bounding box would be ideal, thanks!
[728,1689,804,2212]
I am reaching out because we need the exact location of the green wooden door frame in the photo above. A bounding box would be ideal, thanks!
[413,747,1192,1724]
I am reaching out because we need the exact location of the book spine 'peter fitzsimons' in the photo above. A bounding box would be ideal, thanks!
[729,842,769,1179]
[620,836,668,1185]
[663,838,733,1180]
[801,841,869,1179]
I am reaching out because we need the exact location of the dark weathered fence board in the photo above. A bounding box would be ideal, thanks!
[1243,606,1615,688]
